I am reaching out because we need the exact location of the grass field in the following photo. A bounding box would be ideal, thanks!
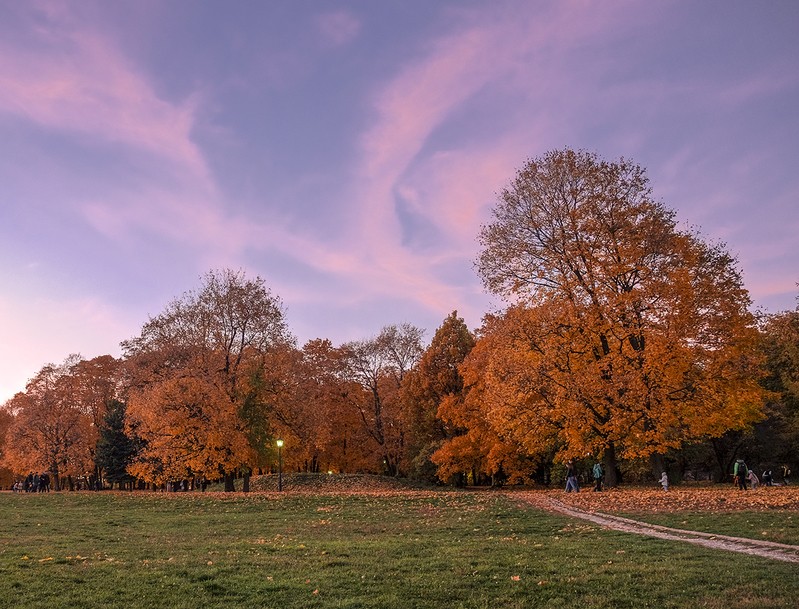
[1,489,798,609]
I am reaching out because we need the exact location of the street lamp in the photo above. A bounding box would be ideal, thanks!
[276,439,284,492]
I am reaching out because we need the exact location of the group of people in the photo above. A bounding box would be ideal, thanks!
[12,472,51,493]
[563,459,792,492]
[733,459,791,490]
[564,460,606,492]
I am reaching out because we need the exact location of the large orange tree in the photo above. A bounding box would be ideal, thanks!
[477,149,765,485]
[122,269,293,490]
[1,356,97,489]
[759,303,799,466]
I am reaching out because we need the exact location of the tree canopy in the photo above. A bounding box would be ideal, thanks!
[122,269,293,488]
[1,152,790,490]
[476,149,766,484]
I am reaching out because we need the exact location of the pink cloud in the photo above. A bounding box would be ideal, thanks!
[360,26,496,183]
[0,22,209,185]
[345,5,631,315]
[397,145,523,246]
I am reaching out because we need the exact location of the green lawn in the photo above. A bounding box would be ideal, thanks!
[1,491,797,608]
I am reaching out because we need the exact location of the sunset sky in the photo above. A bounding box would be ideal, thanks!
[1,0,798,403]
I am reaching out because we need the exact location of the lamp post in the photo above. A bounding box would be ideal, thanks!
[276,439,284,492]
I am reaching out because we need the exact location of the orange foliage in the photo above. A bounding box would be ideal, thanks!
[401,312,475,478]
[245,340,376,475]
[0,406,15,487]
[121,270,293,485]
[432,331,545,484]
[464,300,764,466]
[0,357,96,485]
[126,372,254,483]
[340,325,424,476]
[475,149,767,477]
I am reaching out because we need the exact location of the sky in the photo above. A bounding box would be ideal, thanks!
[1,0,798,404]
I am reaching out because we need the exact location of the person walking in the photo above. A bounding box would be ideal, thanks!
[592,461,604,492]
[565,461,580,493]
[782,464,791,486]
[659,471,669,491]
[733,459,748,490]
[747,468,759,489]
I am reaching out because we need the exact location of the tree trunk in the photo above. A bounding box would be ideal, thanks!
[224,473,235,492]
[711,435,744,483]
[243,473,250,493]
[650,453,666,482]
[603,442,620,488]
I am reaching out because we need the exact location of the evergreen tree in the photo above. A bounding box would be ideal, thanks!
[96,400,138,489]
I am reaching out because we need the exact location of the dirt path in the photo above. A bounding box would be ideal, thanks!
[516,493,799,564]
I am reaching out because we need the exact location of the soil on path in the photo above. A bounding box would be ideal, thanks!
[516,491,799,564]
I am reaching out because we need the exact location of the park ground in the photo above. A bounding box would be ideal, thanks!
[540,482,799,513]
[1,478,798,609]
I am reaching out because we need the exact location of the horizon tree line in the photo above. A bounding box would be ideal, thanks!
[1,150,797,490]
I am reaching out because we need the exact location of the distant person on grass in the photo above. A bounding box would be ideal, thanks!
[659,471,669,491]
[592,461,604,492]
[783,464,791,486]
[733,459,748,490]
[747,468,759,489]
[565,460,579,493]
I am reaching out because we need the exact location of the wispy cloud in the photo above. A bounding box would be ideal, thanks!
[2,0,797,402]
[344,3,632,314]
[0,22,208,185]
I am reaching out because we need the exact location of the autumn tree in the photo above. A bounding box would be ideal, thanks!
[122,269,293,491]
[257,340,374,475]
[0,406,15,488]
[71,355,120,427]
[70,355,120,483]
[0,356,96,489]
[400,311,475,480]
[690,302,799,483]
[477,149,765,485]
[431,316,547,486]
[126,373,254,485]
[341,324,424,476]
[758,301,799,467]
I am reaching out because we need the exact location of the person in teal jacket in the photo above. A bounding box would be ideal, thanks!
[592,462,604,492]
